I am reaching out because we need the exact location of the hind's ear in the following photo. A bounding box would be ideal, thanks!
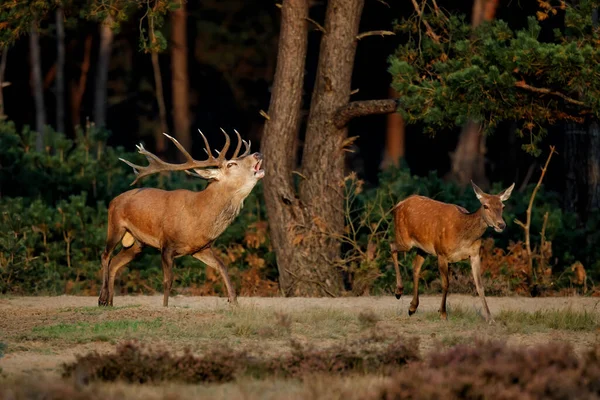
[471,180,485,201]
[499,182,515,202]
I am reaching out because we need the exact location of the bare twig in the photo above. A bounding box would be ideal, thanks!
[410,0,441,42]
[514,145,557,288]
[514,81,586,107]
[305,17,326,33]
[356,30,395,40]
[285,268,336,297]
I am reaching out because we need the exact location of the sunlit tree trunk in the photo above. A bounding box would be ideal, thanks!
[382,87,404,169]
[70,35,92,129]
[94,15,114,128]
[56,7,65,134]
[30,20,46,151]
[170,3,191,160]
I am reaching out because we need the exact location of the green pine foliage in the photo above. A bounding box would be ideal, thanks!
[388,0,600,154]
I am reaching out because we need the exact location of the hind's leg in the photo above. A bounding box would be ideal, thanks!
[106,240,143,306]
[391,241,411,299]
[408,251,426,316]
[98,224,126,306]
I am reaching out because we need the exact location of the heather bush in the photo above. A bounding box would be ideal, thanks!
[376,340,600,400]
[62,334,420,384]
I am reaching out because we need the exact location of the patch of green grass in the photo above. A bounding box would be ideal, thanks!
[28,318,164,343]
[497,309,599,333]
[58,304,141,315]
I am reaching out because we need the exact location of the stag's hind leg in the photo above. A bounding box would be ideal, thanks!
[193,248,237,305]
[104,240,143,306]
[408,251,426,316]
[99,224,127,306]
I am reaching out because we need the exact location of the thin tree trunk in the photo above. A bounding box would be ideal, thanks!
[261,0,309,296]
[171,3,191,159]
[70,35,92,129]
[0,47,7,119]
[30,20,46,151]
[449,0,498,187]
[294,0,365,296]
[150,20,168,155]
[56,7,65,134]
[94,15,114,128]
[382,87,404,169]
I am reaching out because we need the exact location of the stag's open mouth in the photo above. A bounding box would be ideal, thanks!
[254,159,265,178]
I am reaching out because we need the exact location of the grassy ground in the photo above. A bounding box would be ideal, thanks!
[1,294,600,399]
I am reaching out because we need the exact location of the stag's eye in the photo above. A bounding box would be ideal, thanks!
[227,162,237,168]
[483,205,489,210]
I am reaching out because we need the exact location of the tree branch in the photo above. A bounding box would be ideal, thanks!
[356,30,395,40]
[514,80,586,107]
[410,0,440,42]
[334,99,399,128]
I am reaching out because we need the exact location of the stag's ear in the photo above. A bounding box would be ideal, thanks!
[190,168,221,181]
[499,182,515,202]
[471,180,485,201]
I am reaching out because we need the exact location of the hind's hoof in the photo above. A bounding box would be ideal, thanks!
[395,293,402,299]
[408,309,416,316]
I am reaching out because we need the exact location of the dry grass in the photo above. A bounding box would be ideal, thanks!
[1,295,600,399]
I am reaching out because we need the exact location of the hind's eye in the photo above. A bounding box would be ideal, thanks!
[227,162,237,168]
[483,205,489,210]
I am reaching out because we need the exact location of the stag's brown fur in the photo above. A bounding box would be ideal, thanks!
[391,181,514,322]
[98,130,263,307]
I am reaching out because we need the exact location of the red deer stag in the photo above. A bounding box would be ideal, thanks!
[390,181,514,322]
[98,129,264,307]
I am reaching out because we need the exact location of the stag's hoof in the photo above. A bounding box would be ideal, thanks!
[408,309,416,316]
[98,298,109,307]
[439,312,448,321]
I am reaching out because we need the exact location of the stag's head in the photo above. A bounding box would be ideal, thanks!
[471,181,515,233]
[120,129,264,193]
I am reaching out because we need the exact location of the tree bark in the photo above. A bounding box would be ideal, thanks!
[449,0,498,188]
[261,0,309,295]
[56,7,65,134]
[170,3,191,159]
[30,20,46,151]
[295,0,365,296]
[94,15,114,128]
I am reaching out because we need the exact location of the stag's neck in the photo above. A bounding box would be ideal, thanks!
[461,207,488,242]
[201,182,251,239]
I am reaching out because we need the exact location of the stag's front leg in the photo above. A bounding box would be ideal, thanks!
[470,253,493,323]
[161,248,175,307]
[193,248,238,305]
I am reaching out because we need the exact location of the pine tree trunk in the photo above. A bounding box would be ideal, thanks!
[261,0,309,295]
[30,21,46,151]
[382,87,404,169]
[94,16,114,128]
[70,35,92,129]
[56,7,65,134]
[170,3,191,159]
[293,0,364,296]
[449,0,498,187]
[150,20,168,155]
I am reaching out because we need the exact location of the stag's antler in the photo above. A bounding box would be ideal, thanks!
[120,129,251,185]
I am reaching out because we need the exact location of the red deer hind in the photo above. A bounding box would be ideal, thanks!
[391,181,514,322]
[98,129,264,307]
